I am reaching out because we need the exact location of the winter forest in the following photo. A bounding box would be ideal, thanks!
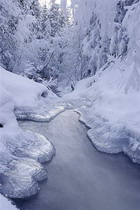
[0,0,140,209]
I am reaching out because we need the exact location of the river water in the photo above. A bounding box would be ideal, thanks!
[15,111,140,210]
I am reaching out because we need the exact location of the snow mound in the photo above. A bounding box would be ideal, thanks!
[0,66,66,121]
[0,67,55,198]
[0,124,55,199]
[0,67,48,111]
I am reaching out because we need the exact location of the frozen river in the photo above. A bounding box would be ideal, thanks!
[15,111,140,210]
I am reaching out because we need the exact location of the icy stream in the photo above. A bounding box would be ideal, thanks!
[15,111,140,210]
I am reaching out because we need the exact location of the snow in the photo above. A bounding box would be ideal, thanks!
[0,66,48,110]
[0,0,140,202]
[65,60,140,162]
[94,0,119,36]
[66,58,140,160]
[0,67,55,198]
[0,194,17,210]
[64,1,140,163]
[0,66,65,121]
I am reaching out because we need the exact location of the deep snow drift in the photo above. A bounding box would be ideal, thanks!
[0,67,56,198]
[64,1,140,163]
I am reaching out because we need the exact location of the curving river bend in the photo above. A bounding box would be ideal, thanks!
[15,111,140,210]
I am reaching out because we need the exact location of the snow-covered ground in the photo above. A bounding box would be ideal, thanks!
[0,194,17,210]
[0,66,65,119]
[0,67,57,199]
[64,2,140,163]
[65,62,140,162]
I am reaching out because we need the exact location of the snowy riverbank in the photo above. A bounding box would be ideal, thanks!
[64,54,140,163]
[63,2,140,163]
[0,67,56,199]
[15,111,140,210]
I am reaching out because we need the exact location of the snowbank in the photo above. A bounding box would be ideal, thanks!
[65,59,140,163]
[0,67,55,199]
[64,2,140,163]
[0,66,65,121]
[0,194,17,210]
[0,66,48,110]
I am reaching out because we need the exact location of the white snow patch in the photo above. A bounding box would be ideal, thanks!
[0,194,17,210]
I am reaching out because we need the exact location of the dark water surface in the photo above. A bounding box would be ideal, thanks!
[15,111,140,210]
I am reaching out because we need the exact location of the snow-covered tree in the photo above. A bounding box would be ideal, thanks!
[48,0,66,37]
